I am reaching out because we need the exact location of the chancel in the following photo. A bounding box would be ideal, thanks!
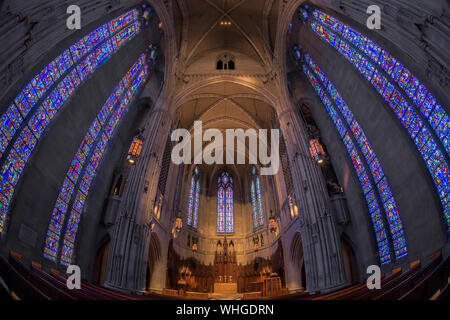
[0,0,449,301]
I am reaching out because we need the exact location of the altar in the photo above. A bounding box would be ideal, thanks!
[213,282,237,294]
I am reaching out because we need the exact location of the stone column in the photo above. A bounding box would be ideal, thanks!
[278,107,347,293]
[104,104,172,292]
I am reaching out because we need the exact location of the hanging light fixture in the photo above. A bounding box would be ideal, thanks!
[127,135,143,165]
[309,138,326,165]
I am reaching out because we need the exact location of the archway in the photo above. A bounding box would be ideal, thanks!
[340,234,359,284]
[92,234,111,286]
[290,232,305,289]
[146,232,162,290]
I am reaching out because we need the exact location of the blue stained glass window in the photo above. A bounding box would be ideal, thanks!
[87,25,110,48]
[309,8,450,230]
[311,21,340,48]
[89,40,113,68]
[0,105,22,155]
[0,178,14,206]
[13,127,37,166]
[250,181,258,228]
[67,159,83,183]
[393,63,419,97]
[357,57,375,81]
[14,83,38,118]
[1,159,20,189]
[187,166,200,228]
[342,25,365,50]
[412,84,436,118]
[108,9,138,34]
[43,86,66,118]
[43,55,148,263]
[88,118,102,139]
[402,110,423,138]
[250,167,264,228]
[111,23,139,50]
[217,172,234,233]
[31,61,60,98]
[54,49,73,74]
[193,180,200,228]
[70,36,89,62]
[225,187,234,233]
[379,50,397,75]
[1,9,141,236]
[371,69,388,94]
[339,41,358,66]
[303,55,409,263]
[62,69,81,97]
[255,176,264,227]
[429,105,450,155]
[76,56,93,80]
[28,108,50,139]
[364,38,382,62]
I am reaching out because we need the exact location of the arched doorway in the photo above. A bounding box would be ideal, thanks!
[341,234,359,284]
[290,232,305,289]
[92,234,111,285]
[146,232,162,290]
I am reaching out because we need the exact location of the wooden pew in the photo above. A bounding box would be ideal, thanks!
[32,266,102,300]
[375,255,442,300]
[435,281,449,300]
[336,273,399,300]
[9,255,75,300]
[0,255,49,300]
[357,265,420,300]
[400,254,449,300]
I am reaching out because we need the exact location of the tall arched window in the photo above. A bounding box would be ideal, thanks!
[217,171,233,233]
[250,166,264,229]
[187,166,200,228]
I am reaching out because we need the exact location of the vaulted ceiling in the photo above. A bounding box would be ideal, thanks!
[172,0,280,143]
[175,0,276,72]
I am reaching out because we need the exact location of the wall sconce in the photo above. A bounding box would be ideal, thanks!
[269,210,278,233]
[139,3,153,27]
[146,44,160,66]
[127,135,143,165]
[171,211,183,238]
[191,243,198,252]
[253,236,259,251]
[289,195,299,218]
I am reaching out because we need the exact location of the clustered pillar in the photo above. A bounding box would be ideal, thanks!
[278,103,347,293]
[104,105,172,292]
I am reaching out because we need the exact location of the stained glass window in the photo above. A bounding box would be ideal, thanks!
[0,9,143,235]
[250,166,264,229]
[303,63,392,264]
[304,6,450,229]
[217,171,234,233]
[43,54,148,263]
[186,166,200,229]
[304,53,408,260]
